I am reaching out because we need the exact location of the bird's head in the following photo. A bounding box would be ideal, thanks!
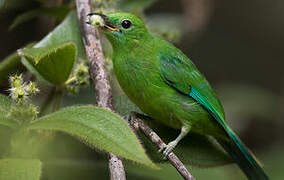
[87,12,148,48]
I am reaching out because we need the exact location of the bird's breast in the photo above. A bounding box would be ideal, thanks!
[113,56,165,108]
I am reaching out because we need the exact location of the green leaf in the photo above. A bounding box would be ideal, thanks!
[0,158,42,180]
[35,11,85,60]
[0,42,34,85]
[19,42,76,85]
[0,94,18,128]
[28,105,157,168]
[18,11,86,85]
[9,7,70,30]
[0,52,22,83]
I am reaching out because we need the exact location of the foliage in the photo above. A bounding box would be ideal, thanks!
[29,105,156,168]
[0,43,34,86]
[0,0,277,179]
[0,94,18,128]
[19,42,77,85]
[0,0,233,179]
[9,7,70,30]
[0,93,156,178]
[0,158,42,180]
[33,11,85,60]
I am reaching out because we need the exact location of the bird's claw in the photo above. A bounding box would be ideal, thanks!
[158,144,166,153]
[124,112,136,126]
[124,114,133,125]
[159,141,177,160]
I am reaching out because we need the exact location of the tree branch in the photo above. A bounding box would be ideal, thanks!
[75,1,126,180]
[131,116,195,180]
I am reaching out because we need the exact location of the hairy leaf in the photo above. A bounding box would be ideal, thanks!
[18,11,86,85]
[0,158,42,180]
[0,94,18,128]
[0,42,34,85]
[19,42,76,85]
[28,105,157,168]
[0,52,22,83]
[35,11,85,60]
[9,7,70,30]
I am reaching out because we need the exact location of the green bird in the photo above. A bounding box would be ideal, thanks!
[87,12,268,180]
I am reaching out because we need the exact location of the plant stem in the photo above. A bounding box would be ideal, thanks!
[52,86,63,112]
[75,1,126,180]
[64,76,77,85]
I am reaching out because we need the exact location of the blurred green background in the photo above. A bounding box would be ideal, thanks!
[0,0,283,179]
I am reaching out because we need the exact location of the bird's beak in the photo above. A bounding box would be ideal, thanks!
[87,13,120,32]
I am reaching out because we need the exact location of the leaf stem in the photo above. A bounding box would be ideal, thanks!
[52,86,63,112]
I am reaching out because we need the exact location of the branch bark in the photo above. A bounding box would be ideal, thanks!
[131,116,195,180]
[75,1,126,180]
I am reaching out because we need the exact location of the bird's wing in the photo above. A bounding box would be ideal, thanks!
[159,52,226,125]
[160,52,268,180]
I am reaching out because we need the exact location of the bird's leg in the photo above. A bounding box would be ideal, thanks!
[126,112,153,128]
[159,126,190,159]
[127,112,152,124]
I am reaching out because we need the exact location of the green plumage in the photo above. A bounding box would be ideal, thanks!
[89,12,268,180]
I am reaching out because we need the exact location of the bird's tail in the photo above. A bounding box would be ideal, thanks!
[217,126,269,180]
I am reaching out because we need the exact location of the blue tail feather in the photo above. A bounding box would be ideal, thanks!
[217,127,268,180]
[189,87,269,180]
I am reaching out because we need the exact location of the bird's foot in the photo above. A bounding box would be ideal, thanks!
[125,114,134,125]
[124,112,138,126]
[159,141,178,160]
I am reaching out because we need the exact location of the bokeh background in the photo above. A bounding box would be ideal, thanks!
[0,0,283,179]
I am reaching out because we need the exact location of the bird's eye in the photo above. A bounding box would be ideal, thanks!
[121,20,132,29]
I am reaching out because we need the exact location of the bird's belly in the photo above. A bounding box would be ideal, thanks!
[114,64,223,136]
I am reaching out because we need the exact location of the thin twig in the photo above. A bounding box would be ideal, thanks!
[75,0,126,180]
[132,116,195,180]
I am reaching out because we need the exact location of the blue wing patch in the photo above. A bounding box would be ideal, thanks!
[189,86,226,129]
